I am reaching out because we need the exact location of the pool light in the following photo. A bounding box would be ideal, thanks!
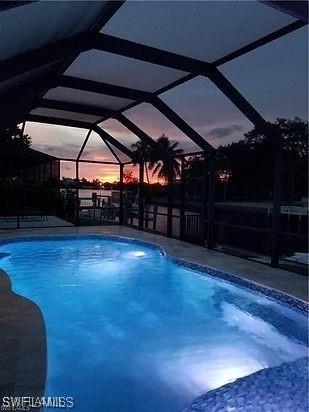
[133,251,146,257]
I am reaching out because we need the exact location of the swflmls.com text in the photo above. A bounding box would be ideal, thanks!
[1,396,74,410]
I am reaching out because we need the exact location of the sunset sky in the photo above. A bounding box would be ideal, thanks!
[25,25,308,183]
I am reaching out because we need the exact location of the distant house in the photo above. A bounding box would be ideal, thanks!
[0,145,60,182]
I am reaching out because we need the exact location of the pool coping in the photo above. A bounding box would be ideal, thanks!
[184,357,309,412]
[0,233,307,315]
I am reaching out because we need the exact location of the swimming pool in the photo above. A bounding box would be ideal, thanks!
[0,235,307,411]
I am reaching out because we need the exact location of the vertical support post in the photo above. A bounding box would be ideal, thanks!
[16,121,25,229]
[179,156,186,240]
[207,151,216,249]
[16,152,21,229]
[271,143,283,267]
[75,160,79,225]
[119,163,124,225]
[167,162,173,237]
[200,152,208,245]
[144,163,149,230]
[138,161,144,229]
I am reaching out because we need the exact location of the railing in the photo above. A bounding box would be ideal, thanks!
[184,214,200,242]
[2,198,306,273]
[83,203,307,262]
[78,205,120,224]
[125,208,180,237]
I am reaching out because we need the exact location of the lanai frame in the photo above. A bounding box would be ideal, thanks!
[1,1,308,267]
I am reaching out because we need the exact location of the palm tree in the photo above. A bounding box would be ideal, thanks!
[148,134,183,184]
[132,134,183,184]
[131,140,151,184]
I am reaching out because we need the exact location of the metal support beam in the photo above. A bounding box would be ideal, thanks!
[167,165,174,238]
[40,98,115,119]
[77,129,92,160]
[102,137,121,163]
[16,122,26,229]
[200,153,208,245]
[95,33,213,74]
[94,26,305,77]
[0,34,93,83]
[75,160,79,225]
[27,114,92,129]
[1,14,302,89]
[208,69,272,136]
[271,143,283,267]
[151,96,214,152]
[57,160,61,180]
[59,158,119,165]
[138,161,144,230]
[1,13,303,134]
[119,163,124,225]
[261,2,308,22]
[64,19,303,123]
[60,75,152,102]
[179,157,186,240]
[0,3,124,83]
[214,20,306,66]
[115,113,168,158]
[207,152,216,249]
[93,125,133,159]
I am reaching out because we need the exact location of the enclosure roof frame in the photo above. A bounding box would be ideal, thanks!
[0,0,307,158]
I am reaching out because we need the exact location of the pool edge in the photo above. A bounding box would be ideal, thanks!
[0,233,307,315]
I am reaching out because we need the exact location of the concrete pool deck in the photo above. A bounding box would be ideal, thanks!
[0,225,307,301]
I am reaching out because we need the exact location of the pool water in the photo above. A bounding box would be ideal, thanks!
[0,237,307,411]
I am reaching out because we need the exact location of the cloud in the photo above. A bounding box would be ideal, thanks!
[62,164,72,171]
[46,146,55,153]
[82,150,90,158]
[208,125,244,139]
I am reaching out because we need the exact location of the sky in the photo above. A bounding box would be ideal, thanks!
[25,2,308,183]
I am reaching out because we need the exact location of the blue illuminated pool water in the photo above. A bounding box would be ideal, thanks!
[0,236,307,411]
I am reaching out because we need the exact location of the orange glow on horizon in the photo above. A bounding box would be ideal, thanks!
[98,174,120,183]
[97,174,164,185]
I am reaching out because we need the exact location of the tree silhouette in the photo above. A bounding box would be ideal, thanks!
[0,125,31,148]
[123,170,138,184]
[131,140,151,184]
[132,134,183,184]
[184,117,308,201]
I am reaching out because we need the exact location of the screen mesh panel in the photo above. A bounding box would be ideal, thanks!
[30,108,101,123]
[102,1,295,63]
[80,131,118,162]
[44,87,133,111]
[220,26,308,121]
[100,119,142,149]
[0,1,109,61]
[60,160,76,179]
[25,122,89,159]
[79,162,119,183]
[124,103,202,153]
[65,50,188,92]
[160,77,252,148]
[106,144,131,163]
